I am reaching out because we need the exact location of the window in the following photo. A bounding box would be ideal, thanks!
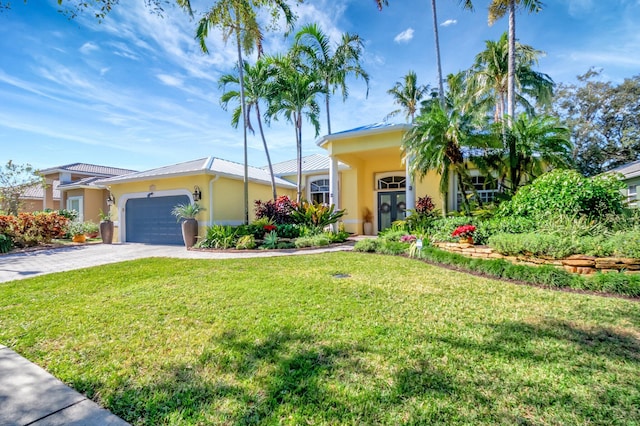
[456,175,499,210]
[628,185,637,207]
[66,196,84,222]
[377,175,406,190]
[309,178,330,205]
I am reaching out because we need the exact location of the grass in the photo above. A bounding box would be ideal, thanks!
[1,252,639,425]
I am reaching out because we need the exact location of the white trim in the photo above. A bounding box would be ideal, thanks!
[66,196,84,222]
[316,123,413,147]
[308,174,331,205]
[117,189,192,243]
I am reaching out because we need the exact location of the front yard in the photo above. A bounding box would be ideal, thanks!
[1,252,638,424]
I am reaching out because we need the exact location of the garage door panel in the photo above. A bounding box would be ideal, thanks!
[126,195,189,245]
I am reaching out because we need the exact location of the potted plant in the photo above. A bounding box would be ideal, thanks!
[68,221,86,243]
[171,202,205,248]
[99,209,114,244]
[363,207,374,235]
[452,224,476,245]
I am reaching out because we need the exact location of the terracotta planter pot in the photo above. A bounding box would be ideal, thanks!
[181,218,198,248]
[72,234,86,243]
[363,222,373,236]
[459,236,474,245]
[100,220,114,244]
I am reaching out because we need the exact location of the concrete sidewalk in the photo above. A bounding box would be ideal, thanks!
[0,345,129,425]
[0,241,357,424]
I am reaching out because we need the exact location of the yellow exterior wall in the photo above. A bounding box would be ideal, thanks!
[106,173,295,242]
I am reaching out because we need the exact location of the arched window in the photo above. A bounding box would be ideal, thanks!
[309,178,330,204]
[377,175,406,190]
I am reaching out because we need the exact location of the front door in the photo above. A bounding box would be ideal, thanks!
[378,191,406,231]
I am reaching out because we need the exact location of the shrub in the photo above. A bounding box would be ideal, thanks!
[290,201,346,229]
[276,223,301,239]
[353,238,380,253]
[377,240,409,255]
[472,216,535,245]
[427,216,476,243]
[488,232,576,259]
[498,169,625,219]
[254,196,298,224]
[198,225,237,249]
[0,212,69,247]
[586,273,640,297]
[235,235,256,250]
[261,231,279,249]
[294,234,331,248]
[0,234,12,253]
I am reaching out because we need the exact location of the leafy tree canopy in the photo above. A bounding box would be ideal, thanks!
[0,161,45,216]
[551,68,640,176]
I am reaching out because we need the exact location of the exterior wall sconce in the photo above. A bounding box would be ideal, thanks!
[106,192,115,206]
[193,185,202,202]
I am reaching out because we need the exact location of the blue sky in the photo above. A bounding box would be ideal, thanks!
[1,0,639,173]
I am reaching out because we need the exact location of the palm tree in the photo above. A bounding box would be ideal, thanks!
[177,0,296,224]
[294,23,369,135]
[403,73,492,215]
[219,58,278,200]
[486,0,544,122]
[387,71,431,123]
[267,53,324,203]
[431,0,474,106]
[484,113,572,193]
[471,32,553,121]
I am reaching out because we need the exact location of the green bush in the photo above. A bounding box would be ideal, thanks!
[235,235,256,250]
[261,231,279,249]
[427,216,477,243]
[377,240,409,255]
[198,225,237,249]
[276,223,301,239]
[585,273,640,297]
[473,216,535,245]
[353,239,380,253]
[294,234,331,248]
[0,234,12,253]
[488,233,576,259]
[290,201,346,230]
[498,169,626,219]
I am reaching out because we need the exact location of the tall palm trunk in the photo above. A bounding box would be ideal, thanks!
[507,0,516,123]
[456,171,471,214]
[325,78,332,134]
[431,0,445,108]
[255,104,277,200]
[234,12,249,225]
[295,112,303,203]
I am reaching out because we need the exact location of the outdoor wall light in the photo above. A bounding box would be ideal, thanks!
[193,185,202,201]
[106,192,115,206]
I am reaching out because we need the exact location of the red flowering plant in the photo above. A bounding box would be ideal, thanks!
[263,224,277,232]
[451,224,476,239]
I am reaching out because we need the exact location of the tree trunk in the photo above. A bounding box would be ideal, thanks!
[457,172,471,214]
[234,12,249,225]
[507,0,516,123]
[296,112,303,203]
[431,0,445,108]
[256,104,277,200]
[325,78,332,135]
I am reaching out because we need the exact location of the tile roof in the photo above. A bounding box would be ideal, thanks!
[57,177,105,189]
[39,163,137,177]
[610,160,640,180]
[97,157,296,188]
[21,180,60,199]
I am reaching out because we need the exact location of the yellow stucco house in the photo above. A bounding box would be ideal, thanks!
[89,123,498,244]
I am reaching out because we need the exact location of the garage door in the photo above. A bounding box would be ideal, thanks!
[125,195,189,245]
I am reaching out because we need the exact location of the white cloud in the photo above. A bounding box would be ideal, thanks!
[79,41,99,54]
[157,74,183,88]
[440,19,457,27]
[394,28,414,44]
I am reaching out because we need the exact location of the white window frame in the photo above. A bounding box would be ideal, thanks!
[628,185,637,207]
[66,196,84,222]
[307,175,330,205]
[375,171,406,191]
[453,172,500,211]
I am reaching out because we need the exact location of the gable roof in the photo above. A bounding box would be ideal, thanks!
[39,163,137,178]
[269,154,348,176]
[610,160,640,180]
[21,180,60,200]
[97,157,296,188]
[316,122,412,147]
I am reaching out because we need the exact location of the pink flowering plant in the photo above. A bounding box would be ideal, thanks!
[400,234,417,243]
[451,225,476,239]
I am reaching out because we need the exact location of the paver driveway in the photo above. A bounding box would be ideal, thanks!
[0,242,355,283]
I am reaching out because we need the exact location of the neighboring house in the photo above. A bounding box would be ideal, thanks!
[20,180,61,212]
[609,160,640,208]
[38,163,137,222]
[96,157,296,245]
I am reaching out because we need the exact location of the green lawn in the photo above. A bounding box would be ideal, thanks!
[1,252,639,425]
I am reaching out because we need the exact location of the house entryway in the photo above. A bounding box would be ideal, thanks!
[378,191,406,231]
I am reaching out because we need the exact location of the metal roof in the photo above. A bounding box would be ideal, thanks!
[269,154,347,176]
[57,176,105,190]
[316,122,412,147]
[97,157,296,188]
[609,160,640,180]
[38,163,137,177]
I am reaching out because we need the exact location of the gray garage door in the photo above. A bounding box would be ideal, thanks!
[125,195,189,245]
